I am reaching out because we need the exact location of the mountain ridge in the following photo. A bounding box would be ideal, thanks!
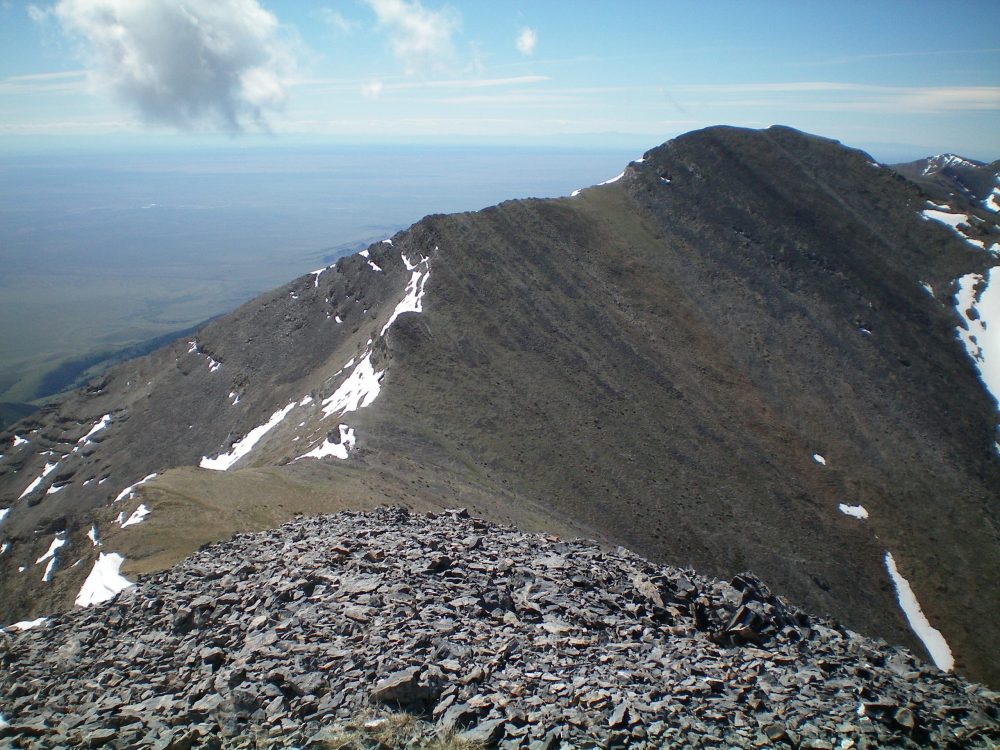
[1,125,998,687]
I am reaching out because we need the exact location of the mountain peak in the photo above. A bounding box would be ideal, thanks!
[1,126,999,691]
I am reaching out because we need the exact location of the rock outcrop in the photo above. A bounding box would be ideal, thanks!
[2,509,997,749]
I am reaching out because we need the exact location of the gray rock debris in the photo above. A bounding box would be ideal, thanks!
[1,507,997,749]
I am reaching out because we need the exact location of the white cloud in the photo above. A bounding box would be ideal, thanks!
[515,27,536,56]
[319,8,357,34]
[26,4,49,22]
[672,82,1000,113]
[365,0,460,73]
[361,80,384,99]
[49,0,293,131]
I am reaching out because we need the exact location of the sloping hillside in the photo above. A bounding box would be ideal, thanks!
[1,125,998,686]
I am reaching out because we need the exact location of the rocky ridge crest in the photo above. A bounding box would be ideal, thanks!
[1,509,997,749]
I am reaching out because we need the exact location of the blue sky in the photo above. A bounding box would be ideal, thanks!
[1,0,999,159]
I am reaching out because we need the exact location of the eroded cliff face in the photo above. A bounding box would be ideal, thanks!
[1,126,998,686]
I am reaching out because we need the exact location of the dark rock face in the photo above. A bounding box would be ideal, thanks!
[1,509,997,749]
[1,125,998,688]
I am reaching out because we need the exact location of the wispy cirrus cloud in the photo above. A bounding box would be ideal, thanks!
[671,82,1000,113]
[0,69,87,95]
[294,74,549,93]
[38,0,294,132]
[807,47,1000,66]
[319,8,358,35]
[364,0,460,74]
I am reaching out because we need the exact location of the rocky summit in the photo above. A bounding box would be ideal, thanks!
[1,508,997,749]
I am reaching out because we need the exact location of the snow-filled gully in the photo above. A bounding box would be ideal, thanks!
[199,251,432,472]
[10,251,432,614]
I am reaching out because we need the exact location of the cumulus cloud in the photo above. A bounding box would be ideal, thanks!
[365,0,460,73]
[515,27,536,56]
[47,0,292,131]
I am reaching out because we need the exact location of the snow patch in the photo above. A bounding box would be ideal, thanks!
[88,524,100,546]
[200,401,297,471]
[359,248,370,258]
[812,453,827,465]
[920,281,934,297]
[884,551,954,672]
[229,391,240,406]
[367,260,383,272]
[75,552,133,607]
[207,357,221,373]
[954,269,1000,411]
[188,340,199,354]
[599,171,625,186]
[310,267,328,287]
[120,504,150,528]
[46,483,66,495]
[12,435,28,447]
[985,186,1000,213]
[321,353,384,418]
[6,617,48,631]
[380,262,430,336]
[297,425,356,461]
[922,208,971,230]
[335,315,343,324]
[921,209,986,250]
[113,473,159,504]
[0,508,8,524]
[382,238,393,246]
[838,504,869,520]
[18,461,60,500]
[35,534,66,565]
[78,414,112,444]
[1,542,8,554]
[36,533,67,582]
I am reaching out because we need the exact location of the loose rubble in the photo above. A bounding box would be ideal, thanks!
[1,508,997,749]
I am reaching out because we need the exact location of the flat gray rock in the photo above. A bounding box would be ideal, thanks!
[0,508,997,749]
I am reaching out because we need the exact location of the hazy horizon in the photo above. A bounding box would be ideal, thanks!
[1,0,996,403]
[0,143,638,403]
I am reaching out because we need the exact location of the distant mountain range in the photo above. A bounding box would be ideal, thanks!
[1,125,998,690]
[893,153,1000,210]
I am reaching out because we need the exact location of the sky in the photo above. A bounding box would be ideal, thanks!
[0,0,998,159]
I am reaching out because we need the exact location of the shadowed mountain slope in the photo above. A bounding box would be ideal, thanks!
[892,153,1000,210]
[1,126,998,687]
